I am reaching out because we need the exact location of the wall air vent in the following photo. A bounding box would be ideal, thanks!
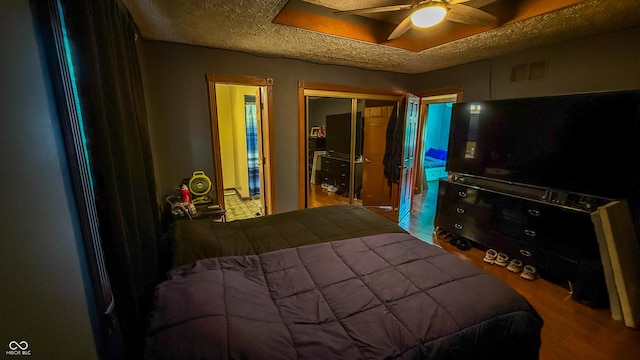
[511,60,548,82]
[529,60,548,80]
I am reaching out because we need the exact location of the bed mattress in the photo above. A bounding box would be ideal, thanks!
[146,232,543,359]
[171,204,407,267]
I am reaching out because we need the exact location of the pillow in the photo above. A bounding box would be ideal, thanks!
[426,148,447,160]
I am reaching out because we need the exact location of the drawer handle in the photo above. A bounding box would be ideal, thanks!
[524,229,537,237]
[341,173,347,177]
[528,209,541,217]
[456,207,465,214]
[340,163,347,167]
[454,223,463,230]
[458,191,468,198]
[519,250,532,257]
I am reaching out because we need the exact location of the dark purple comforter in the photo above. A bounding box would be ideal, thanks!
[146,233,542,359]
[171,205,407,267]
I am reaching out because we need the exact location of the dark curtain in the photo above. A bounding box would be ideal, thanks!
[58,0,160,357]
[245,97,260,197]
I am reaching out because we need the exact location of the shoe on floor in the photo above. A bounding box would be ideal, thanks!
[495,252,510,267]
[439,232,456,243]
[507,259,523,273]
[483,249,498,264]
[456,238,472,251]
[521,265,539,280]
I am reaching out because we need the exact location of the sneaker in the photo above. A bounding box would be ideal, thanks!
[495,252,510,267]
[507,259,523,273]
[483,249,498,264]
[521,265,538,280]
[327,185,338,192]
[321,183,329,190]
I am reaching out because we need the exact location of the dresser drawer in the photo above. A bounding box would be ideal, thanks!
[490,231,538,266]
[492,218,541,243]
[493,213,583,262]
[336,172,350,189]
[322,156,349,172]
[535,248,579,283]
[435,213,493,248]
[440,202,492,224]
[438,182,492,224]
[439,182,485,205]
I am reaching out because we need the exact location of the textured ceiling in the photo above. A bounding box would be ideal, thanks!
[122,0,640,74]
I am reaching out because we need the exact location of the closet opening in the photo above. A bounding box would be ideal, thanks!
[297,82,406,217]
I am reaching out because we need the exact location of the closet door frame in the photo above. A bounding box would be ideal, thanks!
[297,81,403,209]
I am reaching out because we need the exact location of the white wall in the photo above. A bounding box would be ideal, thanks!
[0,1,99,359]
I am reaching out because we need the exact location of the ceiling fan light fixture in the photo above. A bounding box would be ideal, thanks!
[411,3,448,28]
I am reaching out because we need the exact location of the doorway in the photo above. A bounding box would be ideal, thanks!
[306,96,360,208]
[398,88,461,241]
[206,75,276,220]
[298,82,410,219]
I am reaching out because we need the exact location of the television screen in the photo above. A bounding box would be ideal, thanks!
[447,90,640,199]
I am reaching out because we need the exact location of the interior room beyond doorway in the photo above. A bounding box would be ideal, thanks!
[306,96,400,210]
[215,83,263,221]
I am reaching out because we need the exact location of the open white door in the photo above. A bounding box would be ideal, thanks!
[397,93,420,222]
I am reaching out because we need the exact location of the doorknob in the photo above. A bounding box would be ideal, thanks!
[364,158,372,163]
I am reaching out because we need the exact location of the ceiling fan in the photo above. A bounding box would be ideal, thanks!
[334,0,498,40]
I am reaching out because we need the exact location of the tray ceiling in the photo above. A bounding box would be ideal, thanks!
[122,0,640,74]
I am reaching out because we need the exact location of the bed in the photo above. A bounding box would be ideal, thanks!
[424,148,448,181]
[170,204,408,267]
[145,205,543,359]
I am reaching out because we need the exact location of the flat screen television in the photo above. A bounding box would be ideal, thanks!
[325,112,363,157]
[447,90,640,199]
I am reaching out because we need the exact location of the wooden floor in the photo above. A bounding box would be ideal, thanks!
[435,238,640,360]
[309,180,640,359]
[308,183,362,208]
[400,183,640,360]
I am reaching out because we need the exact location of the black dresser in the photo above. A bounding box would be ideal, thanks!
[319,154,363,197]
[435,177,612,307]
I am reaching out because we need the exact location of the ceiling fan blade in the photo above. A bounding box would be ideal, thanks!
[446,3,497,26]
[446,0,471,4]
[387,15,413,40]
[334,4,413,16]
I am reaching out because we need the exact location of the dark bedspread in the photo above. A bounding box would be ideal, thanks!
[171,205,407,267]
[147,232,543,360]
